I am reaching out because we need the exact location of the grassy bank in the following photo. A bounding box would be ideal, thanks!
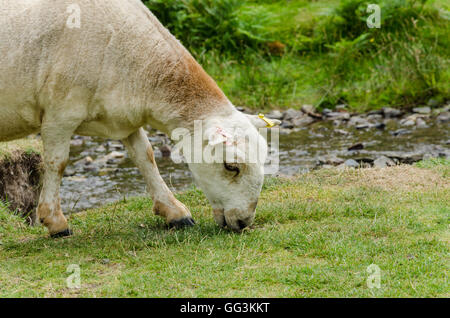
[144,0,450,111]
[0,161,448,297]
[0,139,42,219]
[0,139,42,162]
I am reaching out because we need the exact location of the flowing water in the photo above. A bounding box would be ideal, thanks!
[61,119,449,212]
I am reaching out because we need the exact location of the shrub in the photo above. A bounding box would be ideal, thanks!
[143,0,273,53]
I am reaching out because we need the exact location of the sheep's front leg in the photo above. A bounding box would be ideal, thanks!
[37,123,75,237]
[122,129,195,228]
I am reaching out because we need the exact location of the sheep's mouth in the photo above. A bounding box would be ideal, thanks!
[213,209,226,228]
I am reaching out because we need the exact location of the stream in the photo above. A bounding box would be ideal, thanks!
[60,115,449,212]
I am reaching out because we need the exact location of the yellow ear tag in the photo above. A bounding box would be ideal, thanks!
[258,113,275,128]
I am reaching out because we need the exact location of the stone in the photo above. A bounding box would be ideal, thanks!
[373,122,386,130]
[160,145,172,157]
[283,108,304,121]
[436,112,450,123]
[380,151,423,164]
[322,108,332,115]
[325,112,350,121]
[367,114,383,121]
[292,114,315,127]
[96,145,106,152]
[356,123,372,130]
[107,141,124,150]
[373,156,395,168]
[301,105,322,118]
[63,167,76,177]
[83,165,98,173]
[400,115,417,126]
[106,151,125,159]
[73,156,93,167]
[422,153,436,161]
[335,129,350,135]
[348,116,369,127]
[280,122,294,129]
[368,109,384,116]
[344,159,359,168]
[266,110,283,120]
[348,143,364,151]
[412,106,431,114]
[318,155,344,166]
[391,129,410,136]
[416,118,428,128]
[70,139,84,147]
[383,107,402,118]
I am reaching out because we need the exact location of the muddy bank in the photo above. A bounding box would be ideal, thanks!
[0,145,42,222]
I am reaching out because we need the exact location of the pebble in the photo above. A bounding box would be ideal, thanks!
[283,108,304,121]
[416,118,428,128]
[335,129,350,135]
[301,105,322,118]
[64,167,76,177]
[318,155,344,166]
[266,110,284,120]
[437,112,450,123]
[391,129,410,136]
[325,112,351,120]
[413,106,431,114]
[292,114,315,127]
[281,122,294,129]
[344,159,359,168]
[367,114,383,121]
[383,107,402,118]
[160,145,172,158]
[373,156,395,168]
[348,143,364,151]
[70,139,84,147]
[107,151,125,159]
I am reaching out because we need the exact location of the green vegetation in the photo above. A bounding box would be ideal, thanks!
[1,163,448,297]
[0,139,42,162]
[143,0,449,111]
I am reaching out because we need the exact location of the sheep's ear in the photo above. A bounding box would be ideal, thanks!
[246,114,281,129]
[205,127,233,146]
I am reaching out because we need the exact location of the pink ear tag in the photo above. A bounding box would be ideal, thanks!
[216,127,233,146]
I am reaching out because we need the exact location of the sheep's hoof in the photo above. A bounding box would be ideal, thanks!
[169,217,196,229]
[50,229,73,238]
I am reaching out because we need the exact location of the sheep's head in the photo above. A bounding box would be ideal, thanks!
[172,111,280,231]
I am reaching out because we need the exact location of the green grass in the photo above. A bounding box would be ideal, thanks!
[0,139,42,162]
[0,163,448,297]
[144,0,450,111]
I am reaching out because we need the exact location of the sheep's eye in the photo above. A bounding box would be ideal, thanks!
[224,162,240,177]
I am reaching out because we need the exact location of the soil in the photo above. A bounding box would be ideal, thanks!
[0,151,42,223]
